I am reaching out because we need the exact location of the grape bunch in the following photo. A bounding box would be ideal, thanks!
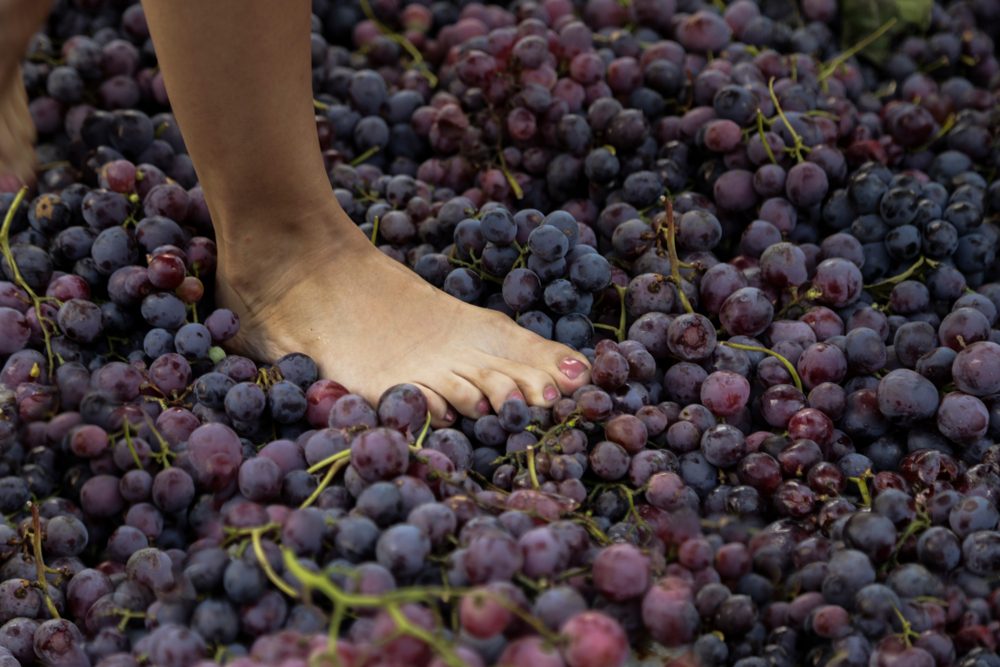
[1,0,999,665]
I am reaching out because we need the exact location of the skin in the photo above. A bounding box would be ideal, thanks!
[1,0,592,426]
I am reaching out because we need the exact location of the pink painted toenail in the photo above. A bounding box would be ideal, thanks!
[559,358,586,380]
[543,386,559,402]
[477,399,490,415]
[444,409,456,422]
[507,390,525,402]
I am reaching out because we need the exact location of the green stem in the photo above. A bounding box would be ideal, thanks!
[592,284,628,342]
[358,0,438,86]
[755,110,778,165]
[864,256,939,290]
[352,145,381,168]
[819,18,898,81]
[497,147,524,201]
[1,187,57,378]
[251,528,300,599]
[659,196,693,314]
[767,78,809,162]
[526,445,540,489]
[306,448,352,475]
[301,457,351,509]
[848,469,874,508]
[720,340,803,393]
[413,411,433,448]
[30,504,61,620]
[122,421,144,470]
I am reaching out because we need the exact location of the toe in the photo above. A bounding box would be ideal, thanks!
[412,383,456,428]
[534,340,592,394]
[457,365,523,413]
[475,355,561,407]
[0,173,21,193]
[418,372,488,420]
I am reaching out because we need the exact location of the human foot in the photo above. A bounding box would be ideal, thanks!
[215,201,592,426]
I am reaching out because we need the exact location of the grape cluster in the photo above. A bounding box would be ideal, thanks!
[1,0,999,665]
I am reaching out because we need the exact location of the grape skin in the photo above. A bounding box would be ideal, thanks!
[3,1,1000,665]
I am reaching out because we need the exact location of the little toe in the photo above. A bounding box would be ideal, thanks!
[411,383,456,428]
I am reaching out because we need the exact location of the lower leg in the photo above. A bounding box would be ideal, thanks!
[0,0,53,186]
[140,0,591,422]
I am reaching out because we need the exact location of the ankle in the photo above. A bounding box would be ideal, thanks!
[215,198,365,287]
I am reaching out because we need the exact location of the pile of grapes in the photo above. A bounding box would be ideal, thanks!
[1,0,999,664]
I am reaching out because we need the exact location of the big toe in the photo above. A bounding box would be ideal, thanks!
[526,335,592,396]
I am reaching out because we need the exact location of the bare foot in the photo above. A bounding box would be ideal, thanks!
[215,200,592,426]
[0,0,52,189]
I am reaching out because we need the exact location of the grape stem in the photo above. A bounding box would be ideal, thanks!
[301,455,351,509]
[592,284,627,342]
[755,110,778,165]
[892,604,922,647]
[767,78,810,162]
[657,195,694,314]
[358,0,438,87]
[889,511,931,566]
[28,503,61,620]
[143,414,175,468]
[413,411,433,448]
[914,113,956,153]
[250,526,300,599]
[863,255,939,291]
[847,469,874,508]
[0,187,59,379]
[121,420,145,470]
[114,608,147,632]
[497,143,525,201]
[351,145,381,167]
[819,17,898,82]
[720,341,803,393]
[526,445,540,489]
[283,551,469,667]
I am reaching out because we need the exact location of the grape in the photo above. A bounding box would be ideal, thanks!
[34,619,91,667]
[0,307,30,354]
[561,612,629,667]
[812,258,862,307]
[952,342,1000,396]
[5,2,1000,663]
[700,371,750,417]
[350,428,410,482]
[720,287,774,336]
[676,11,733,52]
[877,369,940,424]
[589,440,630,480]
[937,392,989,443]
[667,314,716,361]
[760,242,808,288]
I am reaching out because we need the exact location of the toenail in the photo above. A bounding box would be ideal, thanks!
[444,409,456,422]
[559,358,587,380]
[476,399,490,415]
[543,386,559,402]
[507,390,525,402]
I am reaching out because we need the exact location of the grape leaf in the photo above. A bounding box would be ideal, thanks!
[841,0,933,63]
